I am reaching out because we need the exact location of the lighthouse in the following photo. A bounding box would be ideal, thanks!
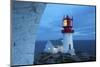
[62,15,75,55]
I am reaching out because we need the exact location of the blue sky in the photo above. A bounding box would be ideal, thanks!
[36,3,96,40]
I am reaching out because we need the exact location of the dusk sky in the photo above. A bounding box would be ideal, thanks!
[36,3,96,40]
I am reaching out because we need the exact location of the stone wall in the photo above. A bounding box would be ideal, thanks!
[12,1,46,65]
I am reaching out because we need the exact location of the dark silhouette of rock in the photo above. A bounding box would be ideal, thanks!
[34,51,96,65]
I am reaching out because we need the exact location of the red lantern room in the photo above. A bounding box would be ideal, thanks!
[62,15,74,33]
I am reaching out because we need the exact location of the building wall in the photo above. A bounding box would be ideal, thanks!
[11,1,46,65]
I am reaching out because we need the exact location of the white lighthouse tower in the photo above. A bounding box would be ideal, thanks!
[62,15,75,55]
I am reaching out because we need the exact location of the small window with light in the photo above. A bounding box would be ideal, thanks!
[63,19,67,26]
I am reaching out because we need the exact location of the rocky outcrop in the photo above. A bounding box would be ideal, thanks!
[34,52,96,65]
[12,1,46,65]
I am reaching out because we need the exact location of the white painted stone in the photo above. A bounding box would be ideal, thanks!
[63,33,75,55]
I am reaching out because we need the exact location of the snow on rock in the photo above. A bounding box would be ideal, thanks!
[12,1,46,65]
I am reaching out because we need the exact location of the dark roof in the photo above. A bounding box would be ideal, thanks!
[50,40,63,47]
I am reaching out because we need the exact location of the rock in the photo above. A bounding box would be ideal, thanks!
[78,52,91,61]
[34,52,82,64]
